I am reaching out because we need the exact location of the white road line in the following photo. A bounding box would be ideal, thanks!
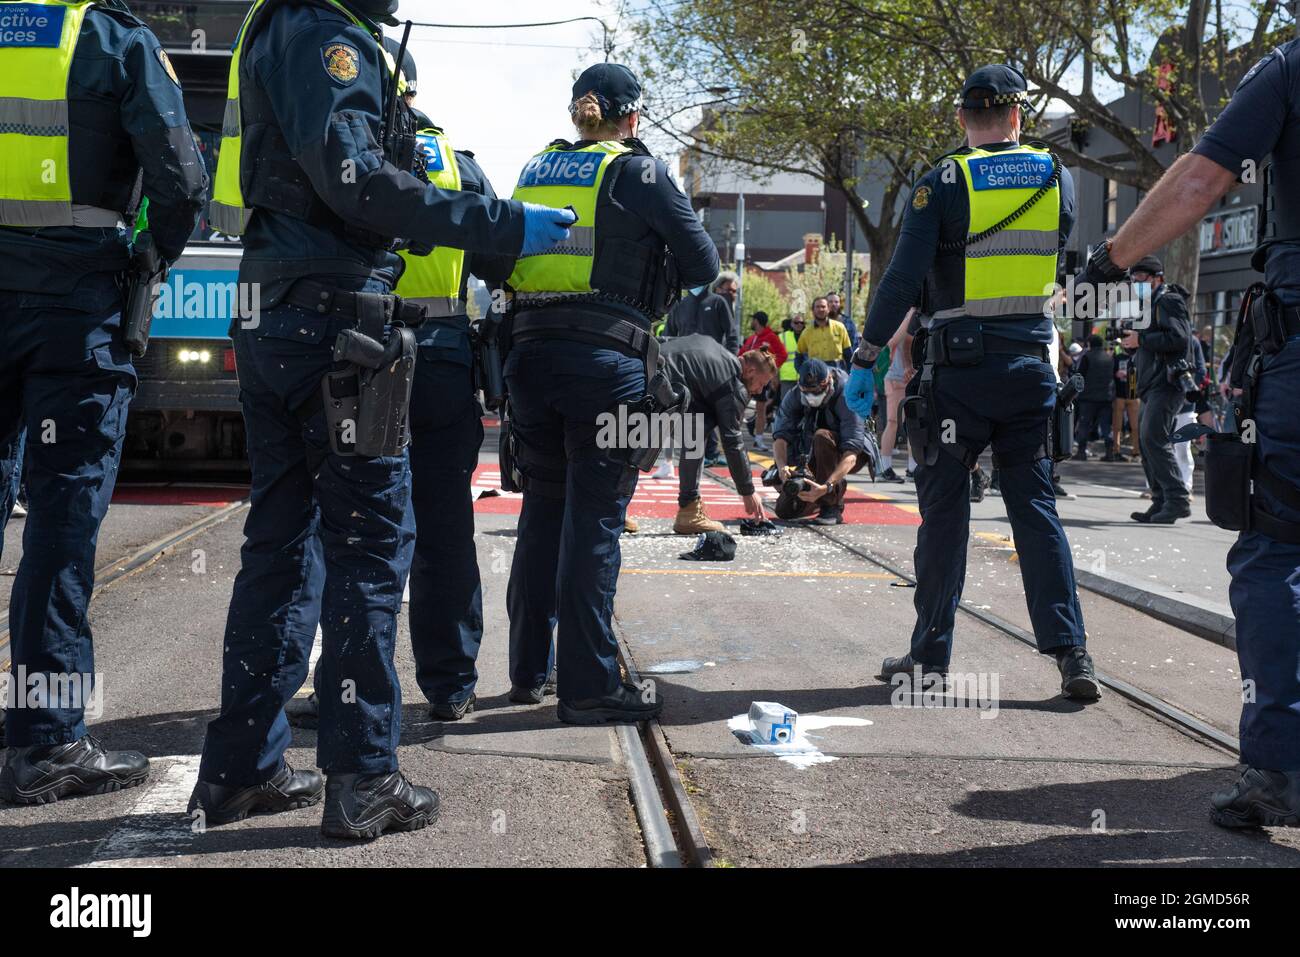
[81,755,201,868]
[308,625,323,671]
[1080,483,1145,497]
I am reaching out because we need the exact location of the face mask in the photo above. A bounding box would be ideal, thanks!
[801,388,829,408]
[1131,281,1151,301]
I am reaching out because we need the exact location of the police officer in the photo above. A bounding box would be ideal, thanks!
[845,65,1101,701]
[0,0,206,802]
[393,88,515,720]
[282,49,513,727]
[1078,36,1300,826]
[503,63,719,720]
[187,0,575,839]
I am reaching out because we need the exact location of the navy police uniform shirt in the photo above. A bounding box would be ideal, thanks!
[587,142,720,293]
[237,0,525,304]
[0,3,207,293]
[1193,38,1300,305]
[863,140,1076,348]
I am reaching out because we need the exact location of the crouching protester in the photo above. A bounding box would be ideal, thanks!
[770,358,879,525]
[662,335,777,533]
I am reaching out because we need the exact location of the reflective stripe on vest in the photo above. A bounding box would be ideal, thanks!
[210,0,402,236]
[955,145,1060,319]
[0,0,122,227]
[507,141,629,295]
[395,128,466,311]
[779,330,798,380]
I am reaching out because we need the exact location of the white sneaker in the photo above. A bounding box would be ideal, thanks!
[754,435,772,452]
[651,461,675,480]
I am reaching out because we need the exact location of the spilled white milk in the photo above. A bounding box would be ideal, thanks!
[728,711,872,769]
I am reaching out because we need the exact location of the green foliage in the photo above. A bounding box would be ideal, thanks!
[783,239,866,325]
[734,267,790,330]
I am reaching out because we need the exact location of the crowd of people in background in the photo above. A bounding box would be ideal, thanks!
[645,264,1231,531]
[644,260,1232,530]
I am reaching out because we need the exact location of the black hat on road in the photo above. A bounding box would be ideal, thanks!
[960,64,1029,109]
[680,530,737,562]
[572,63,643,119]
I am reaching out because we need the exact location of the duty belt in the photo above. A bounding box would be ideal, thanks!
[284,279,426,327]
[509,306,660,382]
[926,328,1049,365]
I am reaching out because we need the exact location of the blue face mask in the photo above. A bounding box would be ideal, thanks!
[1131,281,1152,301]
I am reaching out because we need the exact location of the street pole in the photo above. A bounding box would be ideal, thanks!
[844,200,854,333]
[735,192,746,324]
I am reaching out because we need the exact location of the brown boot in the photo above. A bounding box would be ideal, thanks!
[673,497,723,535]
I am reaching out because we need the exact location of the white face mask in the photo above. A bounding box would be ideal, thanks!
[801,387,830,408]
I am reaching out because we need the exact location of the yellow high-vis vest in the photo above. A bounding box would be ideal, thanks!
[209,0,402,236]
[0,0,122,227]
[935,144,1061,320]
[507,140,629,295]
[779,329,799,381]
[394,127,466,317]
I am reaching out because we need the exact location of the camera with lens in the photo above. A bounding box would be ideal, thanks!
[1105,319,1133,343]
[1167,357,1198,397]
[761,464,813,496]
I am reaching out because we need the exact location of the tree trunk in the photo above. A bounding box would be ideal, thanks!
[1165,227,1202,308]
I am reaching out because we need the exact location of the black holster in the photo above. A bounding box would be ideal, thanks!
[1049,374,1084,463]
[614,367,689,472]
[122,232,167,358]
[322,294,417,457]
[472,314,507,412]
[498,402,524,494]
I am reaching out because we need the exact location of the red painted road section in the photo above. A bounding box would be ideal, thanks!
[472,464,920,526]
[112,485,244,507]
[109,468,920,527]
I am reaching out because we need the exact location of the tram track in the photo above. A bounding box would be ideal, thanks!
[699,466,1241,761]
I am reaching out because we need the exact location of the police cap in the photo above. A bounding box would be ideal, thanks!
[572,63,643,118]
[960,64,1029,109]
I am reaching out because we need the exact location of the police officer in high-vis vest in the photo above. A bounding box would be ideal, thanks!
[187,0,575,840]
[846,65,1101,702]
[395,122,515,720]
[0,0,206,803]
[1079,36,1300,827]
[503,64,719,722]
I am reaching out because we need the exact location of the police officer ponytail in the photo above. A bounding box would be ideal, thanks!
[570,91,621,140]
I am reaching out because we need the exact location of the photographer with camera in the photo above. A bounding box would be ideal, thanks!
[769,359,876,525]
[1121,256,1196,524]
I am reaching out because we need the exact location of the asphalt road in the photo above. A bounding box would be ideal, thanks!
[0,441,1290,868]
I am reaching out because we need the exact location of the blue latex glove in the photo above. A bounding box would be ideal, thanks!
[845,366,875,418]
[521,203,578,256]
